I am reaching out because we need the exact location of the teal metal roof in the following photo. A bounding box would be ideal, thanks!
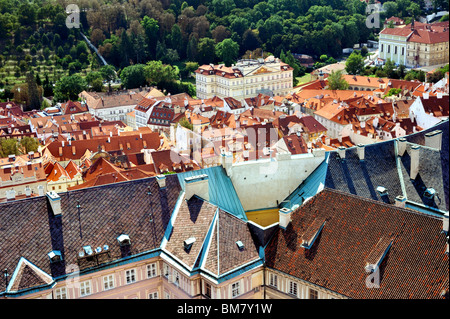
[280,152,329,209]
[177,166,247,221]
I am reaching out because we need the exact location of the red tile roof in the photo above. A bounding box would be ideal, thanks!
[265,188,449,299]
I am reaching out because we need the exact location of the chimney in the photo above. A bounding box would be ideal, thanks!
[424,130,442,150]
[437,92,443,99]
[410,145,420,180]
[37,185,44,196]
[395,195,407,208]
[25,186,32,197]
[357,144,365,161]
[279,207,292,229]
[46,191,62,216]
[337,146,346,159]
[184,174,209,201]
[422,92,429,99]
[156,175,166,188]
[6,189,16,201]
[397,137,407,156]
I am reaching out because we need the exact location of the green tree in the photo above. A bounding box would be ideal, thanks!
[327,70,349,90]
[141,16,160,59]
[120,64,148,89]
[383,58,396,78]
[197,38,216,65]
[19,136,39,154]
[215,38,239,67]
[345,51,365,75]
[26,70,41,111]
[99,65,117,82]
[144,60,179,87]
[53,74,87,102]
[0,139,19,157]
[86,71,104,91]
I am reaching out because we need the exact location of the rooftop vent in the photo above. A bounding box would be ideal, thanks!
[423,188,436,200]
[48,250,62,263]
[236,241,245,251]
[83,245,93,256]
[184,237,196,251]
[376,186,388,196]
[117,234,131,246]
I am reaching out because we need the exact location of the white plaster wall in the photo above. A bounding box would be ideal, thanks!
[226,152,325,211]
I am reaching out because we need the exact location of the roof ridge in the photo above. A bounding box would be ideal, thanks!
[321,187,443,220]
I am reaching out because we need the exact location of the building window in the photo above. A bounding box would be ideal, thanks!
[147,263,157,278]
[103,274,115,290]
[149,292,159,299]
[309,288,319,299]
[204,282,212,298]
[80,281,91,297]
[164,291,170,299]
[55,287,67,299]
[163,264,170,279]
[289,281,298,297]
[126,269,136,284]
[231,281,240,298]
[269,273,278,288]
[173,269,180,286]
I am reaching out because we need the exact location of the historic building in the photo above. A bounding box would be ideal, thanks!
[195,56,294,100]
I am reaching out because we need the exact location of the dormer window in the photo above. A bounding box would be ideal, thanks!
[301,219,326,249]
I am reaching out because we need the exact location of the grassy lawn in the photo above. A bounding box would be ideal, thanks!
[296,73,312,85]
